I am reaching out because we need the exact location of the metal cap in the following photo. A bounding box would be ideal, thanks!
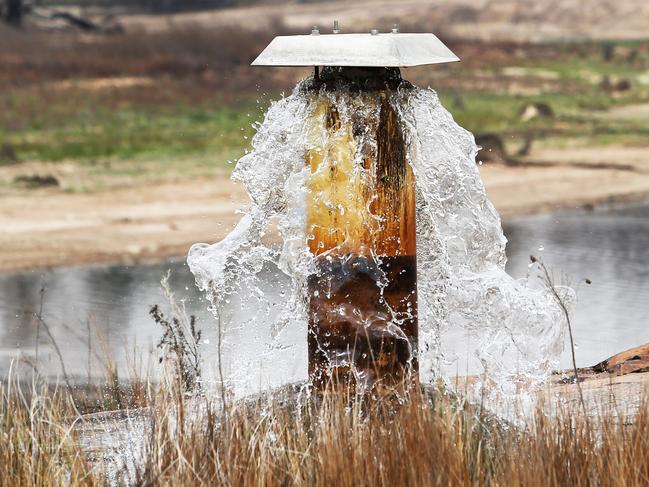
[251,33,459,68]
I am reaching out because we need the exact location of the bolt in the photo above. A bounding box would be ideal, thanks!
[370,28,379,36]
[311,26,320,35]
[391,23,400,34]
[333,20,340,34]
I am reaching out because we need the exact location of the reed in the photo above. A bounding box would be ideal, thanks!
[1,374,648,486]
[135,387,649,486]
[0,376,101,486]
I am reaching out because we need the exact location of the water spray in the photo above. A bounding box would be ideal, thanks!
[252,24,459,392]
[189,21,570,406]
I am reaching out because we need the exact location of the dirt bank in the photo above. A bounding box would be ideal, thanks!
[2,145,649,273]
[0,177,247,273]
[482,148,649,217]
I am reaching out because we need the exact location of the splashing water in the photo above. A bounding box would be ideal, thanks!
[188,75,573,407]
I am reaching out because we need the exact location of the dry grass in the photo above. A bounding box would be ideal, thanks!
[134,387,649,486]
[0,378,101,486]
[2,371,649,486]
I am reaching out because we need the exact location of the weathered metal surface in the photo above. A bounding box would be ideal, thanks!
[304,72,418,391]
[251,33,459,67]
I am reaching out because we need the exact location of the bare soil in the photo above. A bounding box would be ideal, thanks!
[0,177,246,272]
[546,363,649,419]
[2,144,649,273]
[482,145,649,217]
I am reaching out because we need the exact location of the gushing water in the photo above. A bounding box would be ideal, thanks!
[188,74,572,407]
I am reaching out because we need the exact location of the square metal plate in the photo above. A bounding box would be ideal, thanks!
[251,33,460,67]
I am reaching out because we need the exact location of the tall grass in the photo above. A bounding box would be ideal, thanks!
[134,387,649,486]
[2,371,648,486]
[0,377,101,486]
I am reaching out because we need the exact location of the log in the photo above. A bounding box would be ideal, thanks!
[586,342,649,376]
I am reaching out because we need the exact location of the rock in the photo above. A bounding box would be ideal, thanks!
[518,102,554,122]
[586,342,649,376]
[614,79,632,91]
[475,133,507,164]
[14,174,60,188]
[0,143,17,164]
[549,343,649,418]
[600,75,613,91]
[600,76,632,92]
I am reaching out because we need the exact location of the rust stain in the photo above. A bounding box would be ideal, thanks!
[305,93,416,258]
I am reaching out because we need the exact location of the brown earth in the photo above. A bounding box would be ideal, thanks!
[2,144,649,273]
[0,177,246,273]
[543,371,649,419]
[546,343,649,418]
[120,0,649,43]
[481,146,649,217]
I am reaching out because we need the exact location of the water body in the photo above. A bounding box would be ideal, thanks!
[1,203,648,387]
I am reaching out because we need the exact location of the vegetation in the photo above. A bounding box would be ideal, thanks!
[1,24,648,192]
[1,97,263,166]
[1,372,648,486]
[151,299,202,392]
[5,282,644,487]
[1,8,648,487]
[0,383,101,487]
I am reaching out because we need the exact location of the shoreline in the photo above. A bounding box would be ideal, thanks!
[2,161,649,274]
[3,194,649,277]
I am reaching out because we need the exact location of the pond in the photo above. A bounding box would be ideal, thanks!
[1,203,648,391]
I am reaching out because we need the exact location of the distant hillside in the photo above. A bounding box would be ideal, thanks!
[34,0,331,14]
[10,0,649,41]
[119,0,649,43]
